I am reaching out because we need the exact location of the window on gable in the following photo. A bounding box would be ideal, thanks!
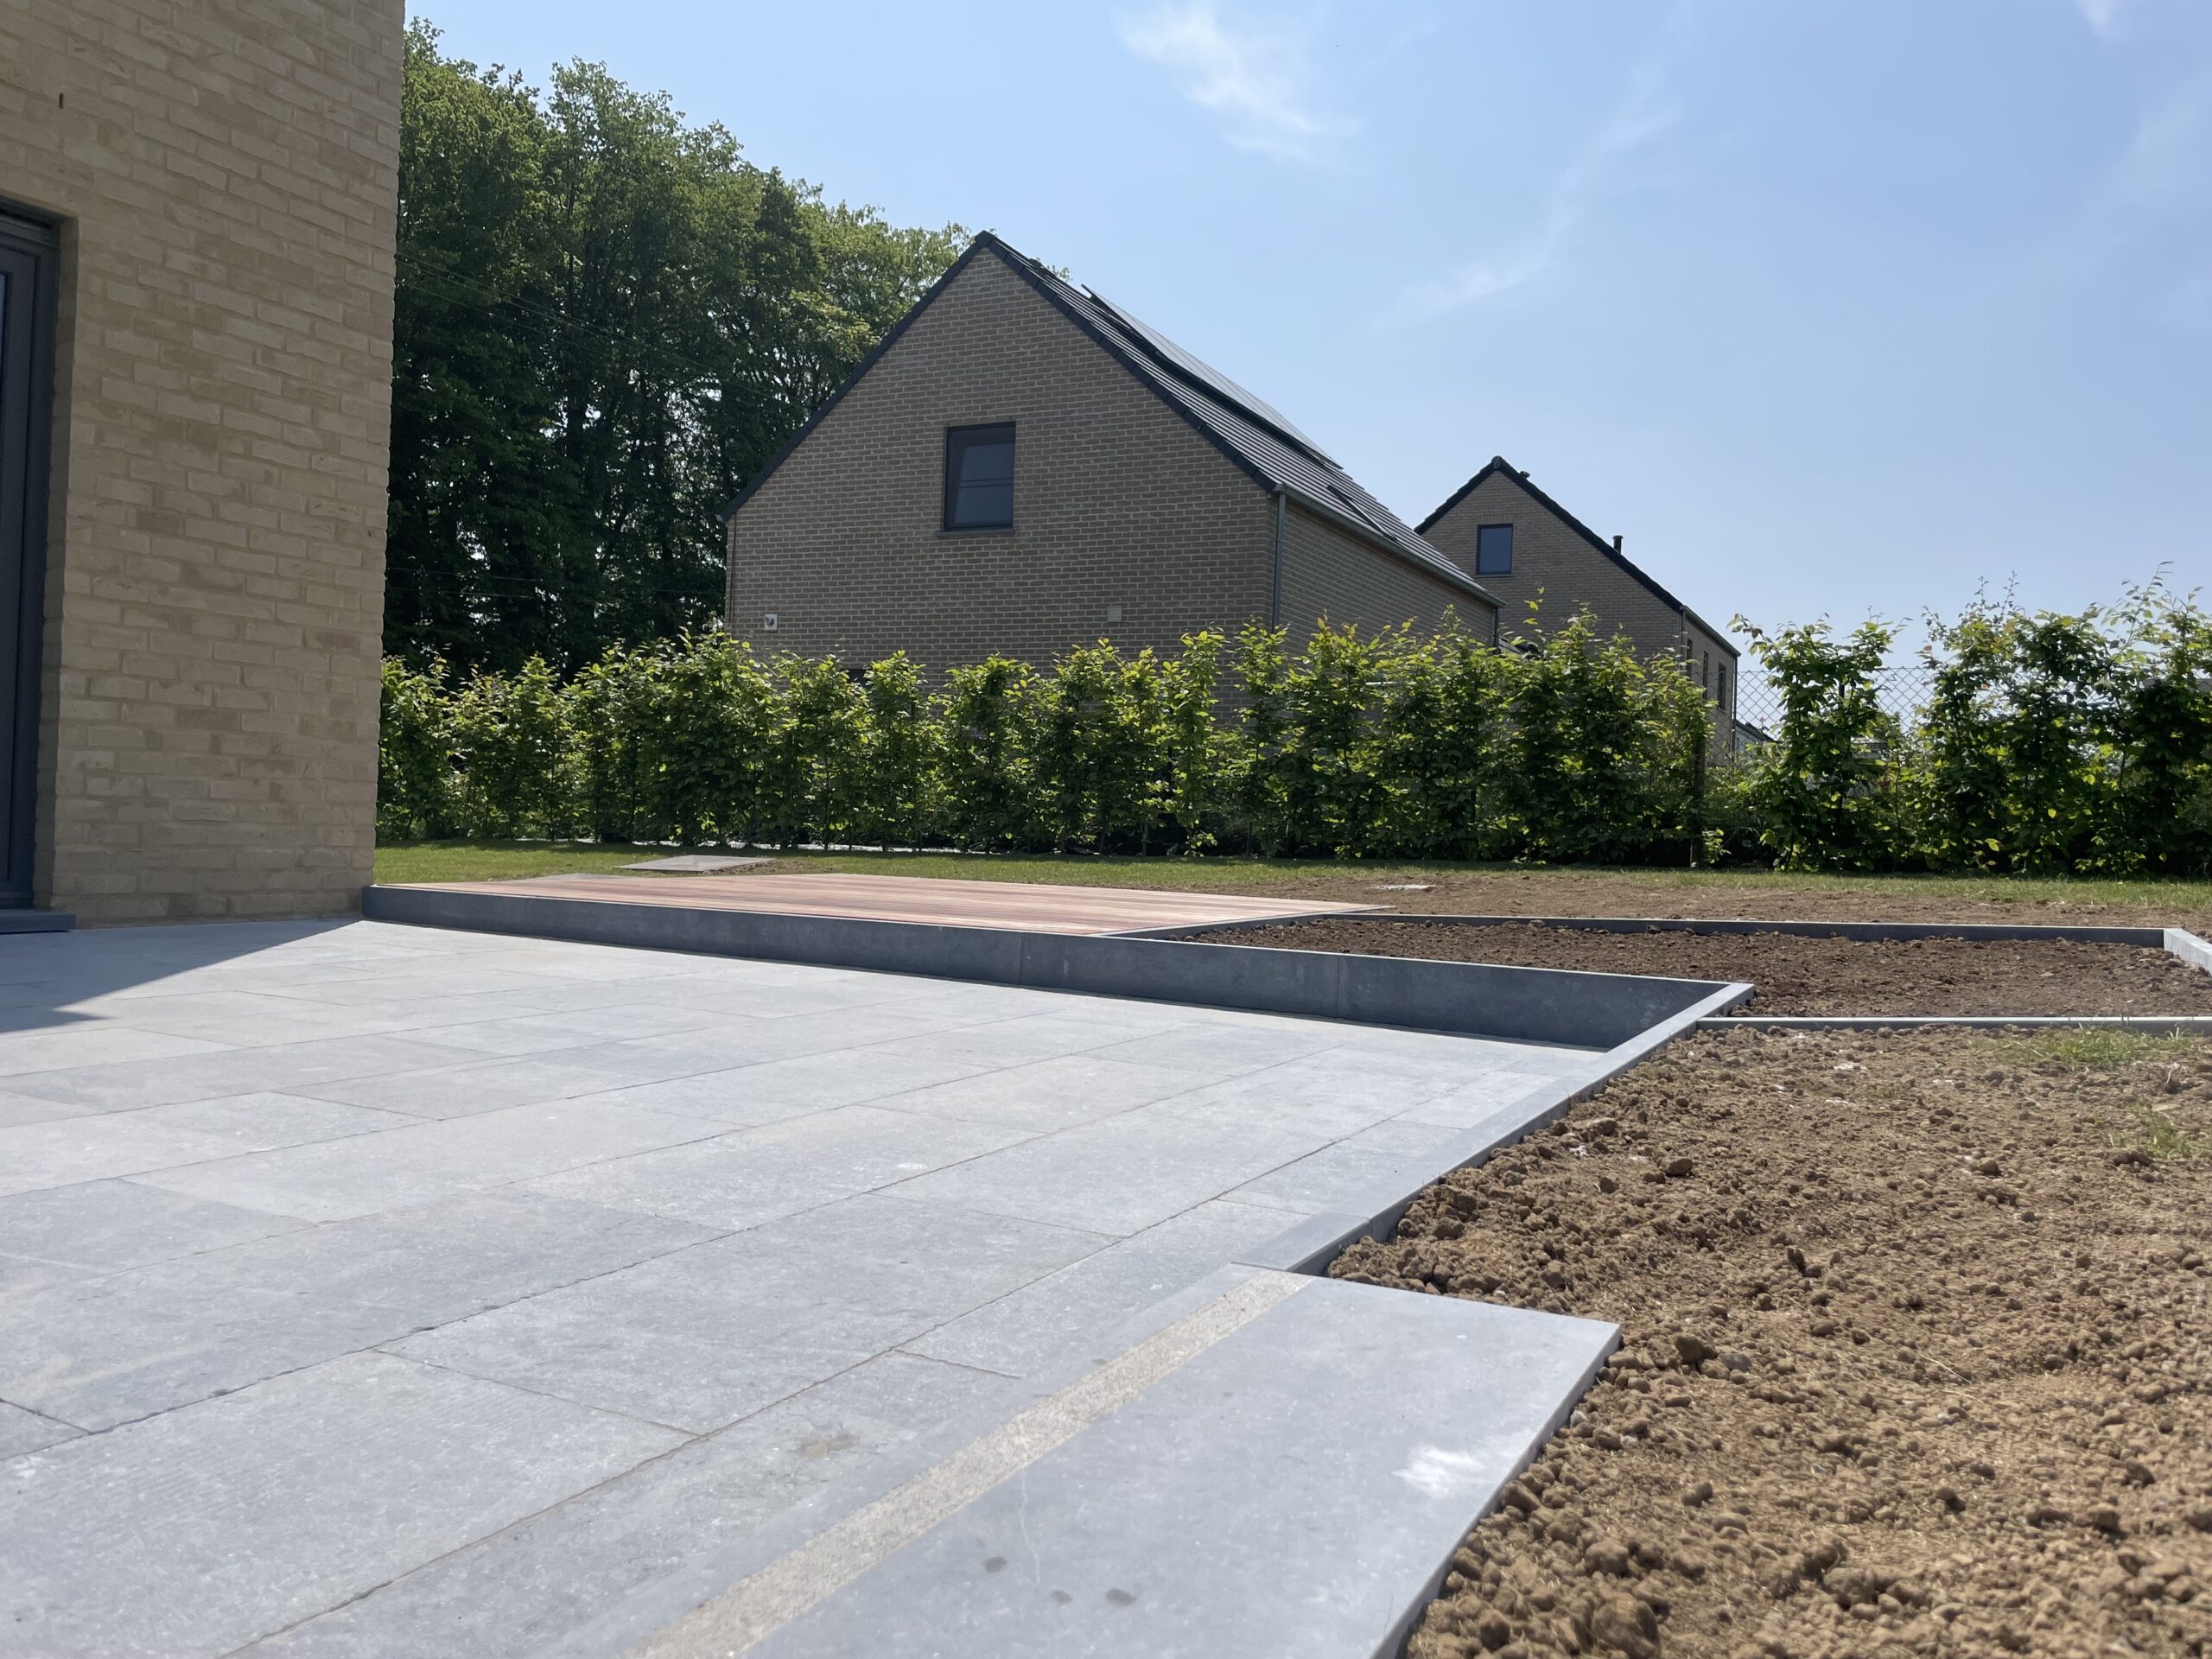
[944,423,1014,531]
[1475,523,1513,575]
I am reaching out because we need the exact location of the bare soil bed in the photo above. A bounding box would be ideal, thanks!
[1182,920,2212,1017]
[1332,1027,2211,1659]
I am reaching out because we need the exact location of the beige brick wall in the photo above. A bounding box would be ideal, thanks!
[1276,503,1492,646]
[727,252,1276,669]
[1425,471,1688,657]
[727,247,1497,672]
[0,0,403,922]
[1425,468,1736,744]
[1683,615,1737,733]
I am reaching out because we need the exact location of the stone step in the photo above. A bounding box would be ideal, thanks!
[611,1268,1615,1659]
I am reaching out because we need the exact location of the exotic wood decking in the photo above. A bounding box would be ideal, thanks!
[392,870,1376,937]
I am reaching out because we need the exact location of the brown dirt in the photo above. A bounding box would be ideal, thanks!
[1182,920,2212,1017]
[1218,868,2212,934]
[1331,1027,2212,1659]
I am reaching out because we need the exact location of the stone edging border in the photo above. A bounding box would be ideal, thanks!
[360,883,1739,1052]
[1705,1014,2212,1033]
[1127,911,2182,946]
[1135,912,2212,1029]
[1235,976,1747,1277]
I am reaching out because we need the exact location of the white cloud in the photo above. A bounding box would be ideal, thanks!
[1389,56,1676,323]
[2115,62,2212,209]
[1116,1,1359,168]
[2076,0,2126,40]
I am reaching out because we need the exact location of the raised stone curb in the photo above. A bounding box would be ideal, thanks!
[0,909,73,934]
[362,883,1732,1051]
[1138,912,2178,945]
[1705,1014,2212,1033]
[2168,927,2212,976]
[1237,976,1749,1274]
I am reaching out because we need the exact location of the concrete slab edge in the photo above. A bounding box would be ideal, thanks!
[1141,912,2176,945]
[361,884,1726,1051]
[1706,1014,2212,1033]
[1366,1321,1620,1659]
[0,908,74,934]
[2168,928,2212,977]
[1236,979,1752,1277]
[1101,902,1385,937]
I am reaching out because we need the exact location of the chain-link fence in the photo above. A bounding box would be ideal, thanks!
[1730,662,1938,749]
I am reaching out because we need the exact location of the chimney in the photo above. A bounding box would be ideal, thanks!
[1612,534,1624,553]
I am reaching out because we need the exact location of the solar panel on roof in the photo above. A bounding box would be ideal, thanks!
[1083,289,1338,467]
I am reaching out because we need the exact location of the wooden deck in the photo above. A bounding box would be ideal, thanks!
[391,871,1375,937]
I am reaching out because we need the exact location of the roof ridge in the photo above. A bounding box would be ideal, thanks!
[1419,458,1737,655]
[724,231,1501,616]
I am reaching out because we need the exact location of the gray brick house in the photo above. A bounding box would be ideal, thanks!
[1420,457,1740,734]
[721,232,1498,669]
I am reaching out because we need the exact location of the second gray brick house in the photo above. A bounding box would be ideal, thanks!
[721,232,1500,668]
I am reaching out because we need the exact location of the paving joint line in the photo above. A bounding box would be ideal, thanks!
[622,1270,1311,1658]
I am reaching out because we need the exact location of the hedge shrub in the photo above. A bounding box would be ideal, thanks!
[1736,582,2212,875]
[378,610,1717,861]
[378,586,2212,878]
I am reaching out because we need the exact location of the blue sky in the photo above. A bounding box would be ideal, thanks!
[412,0,2211,651]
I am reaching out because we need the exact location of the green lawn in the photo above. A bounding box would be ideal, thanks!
[371,840,717,884]
[372,839,2212,923]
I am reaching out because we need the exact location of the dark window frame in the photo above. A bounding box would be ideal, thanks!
[942,422,1015,533]
[0,207,58,910]
[1475,521,1514,575]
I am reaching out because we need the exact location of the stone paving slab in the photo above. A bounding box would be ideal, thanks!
[1,1191,715,1432]
[0,1177,310,1278]
[629,1274,1617,1659]
[387,1195,1110,1433]
[901,1198,1297,1377]
[1,1351,685,1657]
[880,1103,1337,1237]
[3,1031,506,1114]
[240,1353,1017,1659]
[0,918,1611,1656]
[519,1103,1036,1231]
[0,1401,77,1458]
[137,1096,727,1223]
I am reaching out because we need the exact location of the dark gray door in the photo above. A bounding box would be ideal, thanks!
[0,213,56,910]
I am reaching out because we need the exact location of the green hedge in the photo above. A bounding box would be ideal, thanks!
[379,613,1713,862]
[1735,583,2212,876]
[379,587,2212,877]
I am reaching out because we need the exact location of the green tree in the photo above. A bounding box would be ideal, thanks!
[1738,618,1903,870]
[388,22,962,671]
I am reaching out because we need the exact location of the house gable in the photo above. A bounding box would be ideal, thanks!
[725,234,1497,665]
[723,241,1277,667]
[1421,458,1736,662]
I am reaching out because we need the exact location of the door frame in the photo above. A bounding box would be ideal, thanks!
[0,208,59,910]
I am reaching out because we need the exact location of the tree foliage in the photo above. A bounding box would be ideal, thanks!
[1736,582,2212,876]
[389,22,963,671]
